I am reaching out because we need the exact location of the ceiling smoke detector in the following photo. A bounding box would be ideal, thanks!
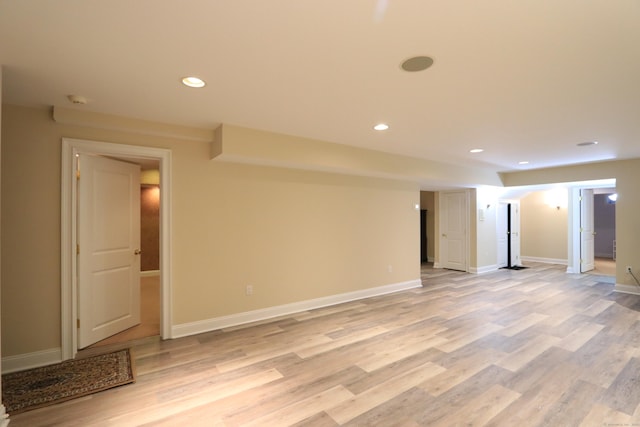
[67,95,87,105]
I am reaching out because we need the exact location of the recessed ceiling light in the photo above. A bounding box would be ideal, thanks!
[374,123,389,131]
[519,161,529,165]
[401,56,434,72]
[182,76,206,88]
[577,141,598,146]
[469,148,484,153]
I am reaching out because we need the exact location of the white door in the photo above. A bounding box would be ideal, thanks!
[497,202,509,268]
[78,155,141,348]
[440,191,467,271]
[510,201,521,266]
[580,189,595,273]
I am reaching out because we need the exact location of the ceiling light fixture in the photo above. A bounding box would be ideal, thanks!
[374,123,389,131]
[182,76,206,88]
[67,94,87,105]
[577,141,598,146]
[469,148,484,153]
[401,56,434,72]
[519,161,529,165]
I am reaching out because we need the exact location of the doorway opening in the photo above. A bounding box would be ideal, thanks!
[567,180,616,278]
[497,200,523,269]
[61,138,172,360]
[590,189,617,278]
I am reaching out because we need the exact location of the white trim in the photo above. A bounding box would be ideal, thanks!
[141,270,161,277]
[470,264,499,274]
[172,279,422,339]
[2,348,62,374]
[0,404,9,427]
[61,138,173,361]
[615,284,640,295]
[521,256,568,265]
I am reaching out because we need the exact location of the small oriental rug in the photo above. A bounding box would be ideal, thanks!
[2,348,135,415]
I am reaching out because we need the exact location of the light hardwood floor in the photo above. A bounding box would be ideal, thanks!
[9,263,640,426]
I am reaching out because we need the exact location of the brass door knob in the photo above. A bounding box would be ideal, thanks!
[134,249,142,255]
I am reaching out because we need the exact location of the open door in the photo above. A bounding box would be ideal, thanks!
[510,201,521,267]
[580,189,595,273]
[77,154,141,348]
[497,201,522,268]
[497,202,509,268]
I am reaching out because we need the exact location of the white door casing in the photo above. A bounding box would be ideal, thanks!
[62,137,172,361]
[440,191,468,271]
[580,189,595,273]
[78,155,141,348]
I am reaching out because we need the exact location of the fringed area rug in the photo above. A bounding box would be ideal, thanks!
[2,348,135,414]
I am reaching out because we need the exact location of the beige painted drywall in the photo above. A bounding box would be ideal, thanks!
[0,66,4,385]
[474,187,499,270]
[520,191,568,261]
[1,105,421,357]
[214,124,504,188]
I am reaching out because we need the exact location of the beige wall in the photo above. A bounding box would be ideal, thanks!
[1,105,421,357]
[474,187,499,269]
[520,191,568,261]
[0,67,4,383]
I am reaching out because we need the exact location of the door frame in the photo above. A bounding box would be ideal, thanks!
[567,181,615,274]
[61,137,172,360]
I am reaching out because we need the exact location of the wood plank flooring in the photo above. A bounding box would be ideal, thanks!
[9,263,640,426]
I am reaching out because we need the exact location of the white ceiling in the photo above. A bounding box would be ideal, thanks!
[1,1,639,174]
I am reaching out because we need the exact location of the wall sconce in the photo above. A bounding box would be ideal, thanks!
[544,188,567,210]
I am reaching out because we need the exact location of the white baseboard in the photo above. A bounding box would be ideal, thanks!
[615,284,640,295]
[172,279,422,339]
[2,347,62,374]
[520,256,568,265]
[470,264,498,274]
[141,270,160,277]
[0,405,8,427]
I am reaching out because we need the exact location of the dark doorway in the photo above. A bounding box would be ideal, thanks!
[420,210,428,263]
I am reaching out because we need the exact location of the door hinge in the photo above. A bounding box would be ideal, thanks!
[77,319,80,328]
[76,169,80,180]
[76,244,80,254]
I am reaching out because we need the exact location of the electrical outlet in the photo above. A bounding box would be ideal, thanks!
[626,266,633,273]
[245,285,253,295]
